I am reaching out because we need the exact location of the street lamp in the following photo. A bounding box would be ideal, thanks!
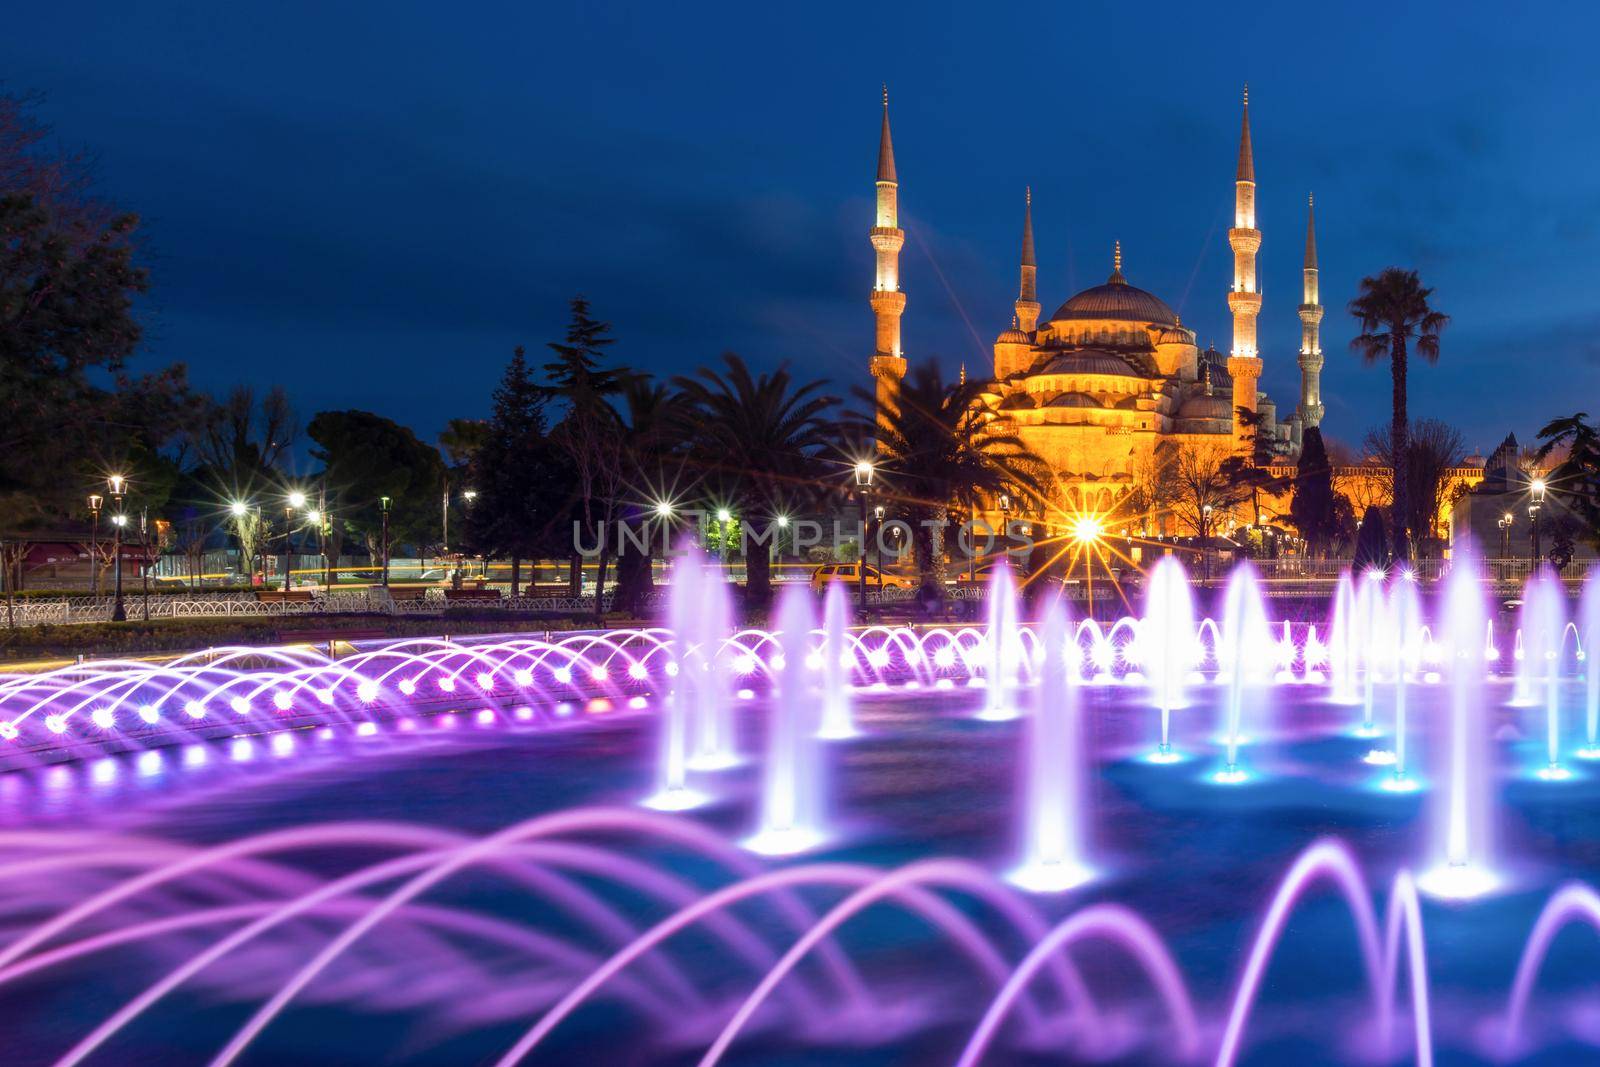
[1529,477,1547,568]
[853,460,874,612]
[87,494,103,596]
[282,491,304,592]
[871,506,884,594]
[380,496,392,588]
[139,507,151,621]
[1498,511,1513,562]
[108,475,127,621]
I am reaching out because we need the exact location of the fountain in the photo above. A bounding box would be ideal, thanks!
[1418,544,1498,898]
[688,554,737,771]
[1579,568,1600,760]
[1141,555,1193,762]
[1522,567,1570,780]
[817,582,856,739]
[1010,600,1093,891]
[1384,571,1424,789]
[1328,571,1359,703]
[3,559,1600,1063]
[1216,561,1271,783]
[745,586,827,854]
[1354,567,1387,738]
[978,562,1021,720]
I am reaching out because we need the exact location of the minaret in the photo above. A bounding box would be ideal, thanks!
[869,86,907,425]
[1297,193,1325,429]
[1226,84,1264,450]
[1015,187,1040,334]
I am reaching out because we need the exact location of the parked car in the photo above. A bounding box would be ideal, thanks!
[809,562,916,593]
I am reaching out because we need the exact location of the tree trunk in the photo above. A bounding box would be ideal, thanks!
[510,555,521,598]
[1390,334,1410,562]
[594,544,610,621]
[745,544,772,609]
[567,553,581,599]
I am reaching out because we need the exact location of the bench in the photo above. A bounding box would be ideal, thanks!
[256,590,316,603]
[444,588,502,601]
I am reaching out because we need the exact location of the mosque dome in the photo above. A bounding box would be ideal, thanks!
[1157,324,1194,345]
[995,326,1031,345]
[1178,392,1232,420]
[1048,246,1179,327]
[1037,350,1141,378]
[1047,392,1104,409]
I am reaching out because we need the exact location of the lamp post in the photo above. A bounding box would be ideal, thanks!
[87,493,103,596]
[1529,478,1547,568]
[1201,503,1214,584]
[854,461,874,612]
[139,507,150,621]
[108,475,127,621]
[999,493,1012,575]
[1498,511,1513,572]
[283,490,305,592]
[380,496,392,587]
[871,506,884,595]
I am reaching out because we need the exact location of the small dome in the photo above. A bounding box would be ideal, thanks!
[997,392,1036,410]
[1157,325,1194,345]
[1179,392,1232,420]
[1047,392,1104,409]
[995,327,1031,345]
[1037,350,1142,378]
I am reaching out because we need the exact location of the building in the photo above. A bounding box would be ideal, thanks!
[867,88,1320,530]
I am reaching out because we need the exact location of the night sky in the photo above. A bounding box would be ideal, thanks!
[7,2,1599,456]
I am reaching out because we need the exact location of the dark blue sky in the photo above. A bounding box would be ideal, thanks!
[7,2,1599,455]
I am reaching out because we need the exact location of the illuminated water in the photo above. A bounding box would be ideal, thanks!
[0,561,1596,1064]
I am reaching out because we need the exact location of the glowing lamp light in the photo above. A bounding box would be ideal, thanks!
[357,681,380,703]
[1071,515,1104,544]
[867,648,891,669]
[589,665,608,682]
[733,654,757,675]
[627,662,648,680]
[0,722,20,741]
[664,662,679,677]
[514,668,534,686]
[287,490,307,509]
[553,666,573,685]
[933,646,957,669]
[229,696,250,715]
[184,700,205,719]
[653,500,675,518]
[91,707,115,730]
[476,672,494,692]
[318,689,336,706]
[771,654,787,671]
[272,691,292,711]
[398,678,417,696]
[854,460,875,488]
[229,501,248,517]
[45,716,67,735]
[438,677,457,693]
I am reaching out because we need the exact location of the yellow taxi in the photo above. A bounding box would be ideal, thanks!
[809,562,917,594]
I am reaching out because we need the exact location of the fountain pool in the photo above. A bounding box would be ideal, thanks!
[0,560,1596,1065]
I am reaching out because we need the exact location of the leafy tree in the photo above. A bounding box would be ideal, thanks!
[0,96,198,535]
[543,298,627,603]
[307,410,444,570]
[676,354,840,605]
[439,418,491,468]
[1536,412,1600,553]
[467,347,572,594]
[1353,506,1388,572]
[1171,441,1249,541]
[1349,268,1449,562]
[1361,418,1466,557]
[857,362,1043,593]
[192,386,299,503]
[612,377,689,614]
[1290,427,1343,556]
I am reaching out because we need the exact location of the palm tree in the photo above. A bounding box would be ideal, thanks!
[613,376,690,613]
[1348,268,1448,561]
[673,354,839,606]
[858,362,1044,592]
